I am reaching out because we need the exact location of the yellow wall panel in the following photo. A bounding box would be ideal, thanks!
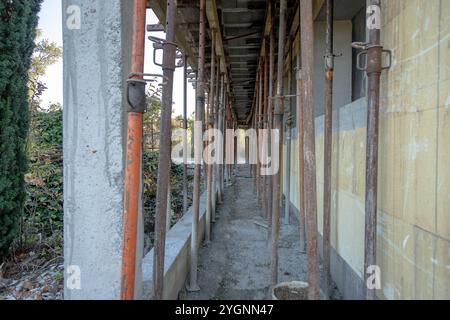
[437,107,450,240]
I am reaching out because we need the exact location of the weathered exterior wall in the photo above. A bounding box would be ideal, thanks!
[285,0,449,300]
[63,0,136,300]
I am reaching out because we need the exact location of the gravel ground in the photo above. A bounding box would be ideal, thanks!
[181,165,341,300]
[0,258,64,300]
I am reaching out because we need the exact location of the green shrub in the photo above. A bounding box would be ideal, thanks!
[0,0,43,256]
[23,109,63,249]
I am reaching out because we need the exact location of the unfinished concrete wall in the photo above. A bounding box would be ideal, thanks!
[286,0,449,299]
[63,0,136,300]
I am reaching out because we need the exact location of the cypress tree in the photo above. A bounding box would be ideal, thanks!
[0,0,42,256]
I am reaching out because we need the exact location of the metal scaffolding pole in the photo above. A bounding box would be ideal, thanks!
[262,43,269,220]
[300,0,320,300]
[257,61,264,200]
[363,0,383,300]
[267,3,275,243]
[153,0,178,300]
[323,0,334,300]
[284,48,293,225]
[206,30,216,243]
[188,0,206,292]
[183,54,189,216]
[218,73,225,203]
[212,55,221,220]
[297,43,306,254]
[121,0,146,300]
[271,0,286,287]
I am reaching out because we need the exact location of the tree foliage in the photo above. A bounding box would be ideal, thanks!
[0,0,43,256]
[28,29,62,110]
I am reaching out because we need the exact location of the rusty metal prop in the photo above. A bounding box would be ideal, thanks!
[352,0,391,300]
[153,0,179,300]
[300,0,320,300]
[271,0,286,287]
[188,0,206,293]
[323,0,334,300]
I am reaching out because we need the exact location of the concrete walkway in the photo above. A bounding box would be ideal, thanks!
[181,165,341,300]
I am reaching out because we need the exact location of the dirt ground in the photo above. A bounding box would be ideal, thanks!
[180,165,341,300]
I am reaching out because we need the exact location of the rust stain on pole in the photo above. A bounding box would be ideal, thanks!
[271,0,286,287]
[121,0,146,301]
[300,0,320,300]
[188,0,206,293]
[323,0,334,300]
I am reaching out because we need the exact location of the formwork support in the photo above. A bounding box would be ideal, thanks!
[218,73,226,203]
[300,0,320,300]
[257,60,264,200]
[323,0,334,300]
[271,0,286,287]
[296,46,306,254]
[267,2,275,242]
[183,54,189,216]
[188,0,206,293]
[153,0,178,300]
[263,41,269,220]
[212,54,221,219]
[206,30,216,244]
[284,49,293,225]
[363,0,384,300]
[121,0,146,301]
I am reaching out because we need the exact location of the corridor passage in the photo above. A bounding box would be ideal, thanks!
[181,165,341,300]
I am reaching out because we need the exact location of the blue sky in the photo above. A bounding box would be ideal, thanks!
[38,0,63,107]
[38,0,194,116]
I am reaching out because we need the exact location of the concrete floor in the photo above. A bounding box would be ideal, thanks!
[181,165,341,300]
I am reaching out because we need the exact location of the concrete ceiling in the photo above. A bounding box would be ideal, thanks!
[316,0,365,21]
[220,0,268,121]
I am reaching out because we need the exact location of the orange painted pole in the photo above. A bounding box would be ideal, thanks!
[121,0,146,300]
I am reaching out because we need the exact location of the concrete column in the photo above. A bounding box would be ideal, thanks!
[63,0,139,300]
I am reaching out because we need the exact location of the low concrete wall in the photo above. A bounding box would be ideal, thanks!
[141,190,214,300]
[287,200,365,300]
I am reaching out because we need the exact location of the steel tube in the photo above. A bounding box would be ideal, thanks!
[323,0,334,300]
[218,74,225,202]
[212,56,221,219]
[300,0,320,300]
[297,48,306,254]
[271,0,286,287]
[206,31,216,243]
[284,51,293,225]
[263,43,269,220]
[364,0,382,301]
[153,0,178,300]
[183,54,189,216]
[267,3,275,242]
[188,0,206,292]
[120,0,146,301]
[257,61,264,200]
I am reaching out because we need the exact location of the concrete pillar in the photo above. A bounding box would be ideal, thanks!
[63,0,140,300]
